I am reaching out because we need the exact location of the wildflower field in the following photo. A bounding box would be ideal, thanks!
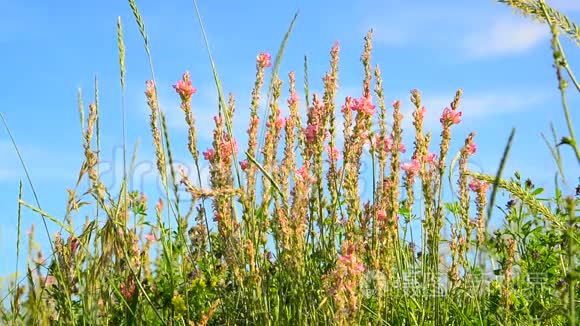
[1,0,579,325]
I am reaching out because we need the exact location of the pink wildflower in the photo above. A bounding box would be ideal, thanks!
[69,237,80,255]
[203,148,215,161]
[469,179,489,193]
[401,159,421,177]
[44,275,57,287]
[351,96,376,115]
[338,254,365,274]
[296,166,314,182]
[426,153,437,165]
[257,52,272,68]
[144,80,155,98]
[304,124,318,143]
[377,209,387,221]
[219,139,238,157]
[239,160,249,171]
[173,71,197,100]
[266,116,286,130]
[288,91,299,106]
[383,137,406,153]
[145,233,156,242]
[327,145,340,161]
[466,142,477,155]
[156,199,163,212]
[120,279,136,301]
[440,107,462,125]
[418,106,427,119]
[341,96,355,113]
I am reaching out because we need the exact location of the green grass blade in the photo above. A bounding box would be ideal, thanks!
[487,127,515,224]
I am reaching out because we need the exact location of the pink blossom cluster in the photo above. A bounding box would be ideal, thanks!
[469,179,489,193]
[266,117,286,130]
[327,145,341,161]
[350,96,376,115]
[173,71,197,100]
[440,107,462,126]
[257,52,272,68]
[401,159,421,177]
[239,160,249,171]
[377,135,406,153]
[144,80,156,98]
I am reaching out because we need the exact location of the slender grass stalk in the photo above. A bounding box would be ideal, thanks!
[487,128,515,225]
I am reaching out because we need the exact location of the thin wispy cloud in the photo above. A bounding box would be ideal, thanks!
[413,89,547,129]
[462,19,549,58]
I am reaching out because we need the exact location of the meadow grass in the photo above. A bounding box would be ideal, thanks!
[1,0,579,325]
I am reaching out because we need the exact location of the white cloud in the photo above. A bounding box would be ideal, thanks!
[411,89,547,129]
[462,19,549,58]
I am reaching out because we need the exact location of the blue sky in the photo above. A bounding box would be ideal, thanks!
[0,0,579,280]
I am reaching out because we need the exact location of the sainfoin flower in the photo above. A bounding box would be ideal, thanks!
[203,148,215,161]
[257,52,272,68]
[338,253,365,274]
[296,166,314,182]
[341,96,355,113]
[288,91,299,106]
[383,136,406,153]
[266,117,286,130]
[351,96,376,115]
[144,80,155,98]
[219,139,238,157]
[377,209,387,221]
[155,198,163,212]
[469,179,489,193]
[173,71,196,100]
[426,152,437,165]
[327,145,340,161]
[466,141,477,155]
[417,106,427,119]
[304,124,318,143]
[145,233,157,242]
[401,159,421,176]
[440,107,462,125]
[239,160,249,171]
[44,275,57,287]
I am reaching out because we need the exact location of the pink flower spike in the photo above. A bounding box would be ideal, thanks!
[44,275,57,287]
[466,142,477,155]
[399,143,406,153]
[257,52,272,68]
[304,124,318,143]
[332,41,340,51]
[401,159,421,177]
[267,117,286,130]
[288,91,299,106]
[219,139,238,157]
[239,160,249,171]
[351,96,376,115]
[469,179,489,193]
[173,71,197,100]
[426,153,437,165]
[145,80,155,98]
[145,233,157,242]
[296,166,314,182]
[377,209,387,221]
[203,148,215,161]
[440,107,462,126]
[327,145,340,161]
